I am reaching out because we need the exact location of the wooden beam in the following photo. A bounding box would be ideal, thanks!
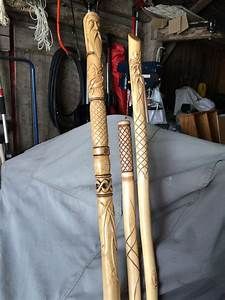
[158,26,225,42]
[190,0,214,14]
[47,3,130,40]
[6,0,132,21]
[70,0,132,19]
[6,0,131,42]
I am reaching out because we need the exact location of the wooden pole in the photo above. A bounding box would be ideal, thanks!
[118,120,141,300]
[83,11,120,300]
[128,33,158,300]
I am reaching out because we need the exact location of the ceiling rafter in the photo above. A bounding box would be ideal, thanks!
[190,0,214,14]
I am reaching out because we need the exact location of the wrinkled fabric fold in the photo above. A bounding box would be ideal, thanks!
[1,115,225,299]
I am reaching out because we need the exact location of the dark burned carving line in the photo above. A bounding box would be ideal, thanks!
[128,34,158,299]
[118,124,133,173]
[83,11,120,299]
[118,120,141,300]
[96,177,113,195]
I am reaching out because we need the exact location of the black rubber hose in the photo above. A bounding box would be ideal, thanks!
[48,48,86,133]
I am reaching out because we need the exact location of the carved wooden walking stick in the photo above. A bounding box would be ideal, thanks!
[128,34,158,299]
[83,12,120,300]
[118,120,141,300]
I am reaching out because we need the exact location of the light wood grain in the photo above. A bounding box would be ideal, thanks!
[118,120,141,300]
[128,34,158,300]
[83,12,120,300]
[195,112,212,141]
[207,111,221,143]
[178,113,199,138]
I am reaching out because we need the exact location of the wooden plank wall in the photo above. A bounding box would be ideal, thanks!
[161,40,225,111]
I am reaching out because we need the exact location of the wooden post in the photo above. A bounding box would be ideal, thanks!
[128,33,158,300]
[83,11,120,300]
[143,20,163,61]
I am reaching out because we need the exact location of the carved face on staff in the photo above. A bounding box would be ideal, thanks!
[84,12,102,58]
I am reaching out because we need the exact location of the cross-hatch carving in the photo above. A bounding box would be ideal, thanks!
[135,113,148,177]
[90,101,108,147]
[84,11,120,297]
[118,124,133,173]
[129,51,149,177]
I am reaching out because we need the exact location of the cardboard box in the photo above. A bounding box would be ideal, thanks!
[151,17,168,30]
[168,13,189,34]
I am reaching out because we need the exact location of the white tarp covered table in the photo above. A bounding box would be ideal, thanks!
[1,116,225,299]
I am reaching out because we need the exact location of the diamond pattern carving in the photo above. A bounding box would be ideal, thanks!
[135,114,148,176]
[90,100,108,147]
[118,123,133,173]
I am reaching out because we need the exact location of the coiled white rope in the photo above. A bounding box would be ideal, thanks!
[27,0,53,51]
[0,0,9,26]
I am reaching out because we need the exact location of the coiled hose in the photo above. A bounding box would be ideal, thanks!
[48,48,86,133]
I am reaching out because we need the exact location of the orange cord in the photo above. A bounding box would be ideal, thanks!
[57,0,69,55]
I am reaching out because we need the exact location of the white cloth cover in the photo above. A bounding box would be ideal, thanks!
[174,86,215,115]
[1,115,225,299]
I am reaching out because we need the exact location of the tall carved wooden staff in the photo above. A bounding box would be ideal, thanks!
[118,120,141,300]
[128,34,158,299]
[83,12,120,300]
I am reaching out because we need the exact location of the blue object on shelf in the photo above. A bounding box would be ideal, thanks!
[118,60,162,90]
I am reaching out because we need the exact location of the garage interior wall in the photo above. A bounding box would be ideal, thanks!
[161,40,225,112]
[0,0,132,152]
[0,19,81,152]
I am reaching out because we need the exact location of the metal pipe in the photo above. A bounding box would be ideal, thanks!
[9,21,17,152]
[0,55,39,145]
[0,79,9,159]
[2,115,8,144]
[0,78,9,146]
[135,11,139,36]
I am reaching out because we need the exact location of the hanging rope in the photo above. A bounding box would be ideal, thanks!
[0,0,9,26]
[27,0,53,51]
